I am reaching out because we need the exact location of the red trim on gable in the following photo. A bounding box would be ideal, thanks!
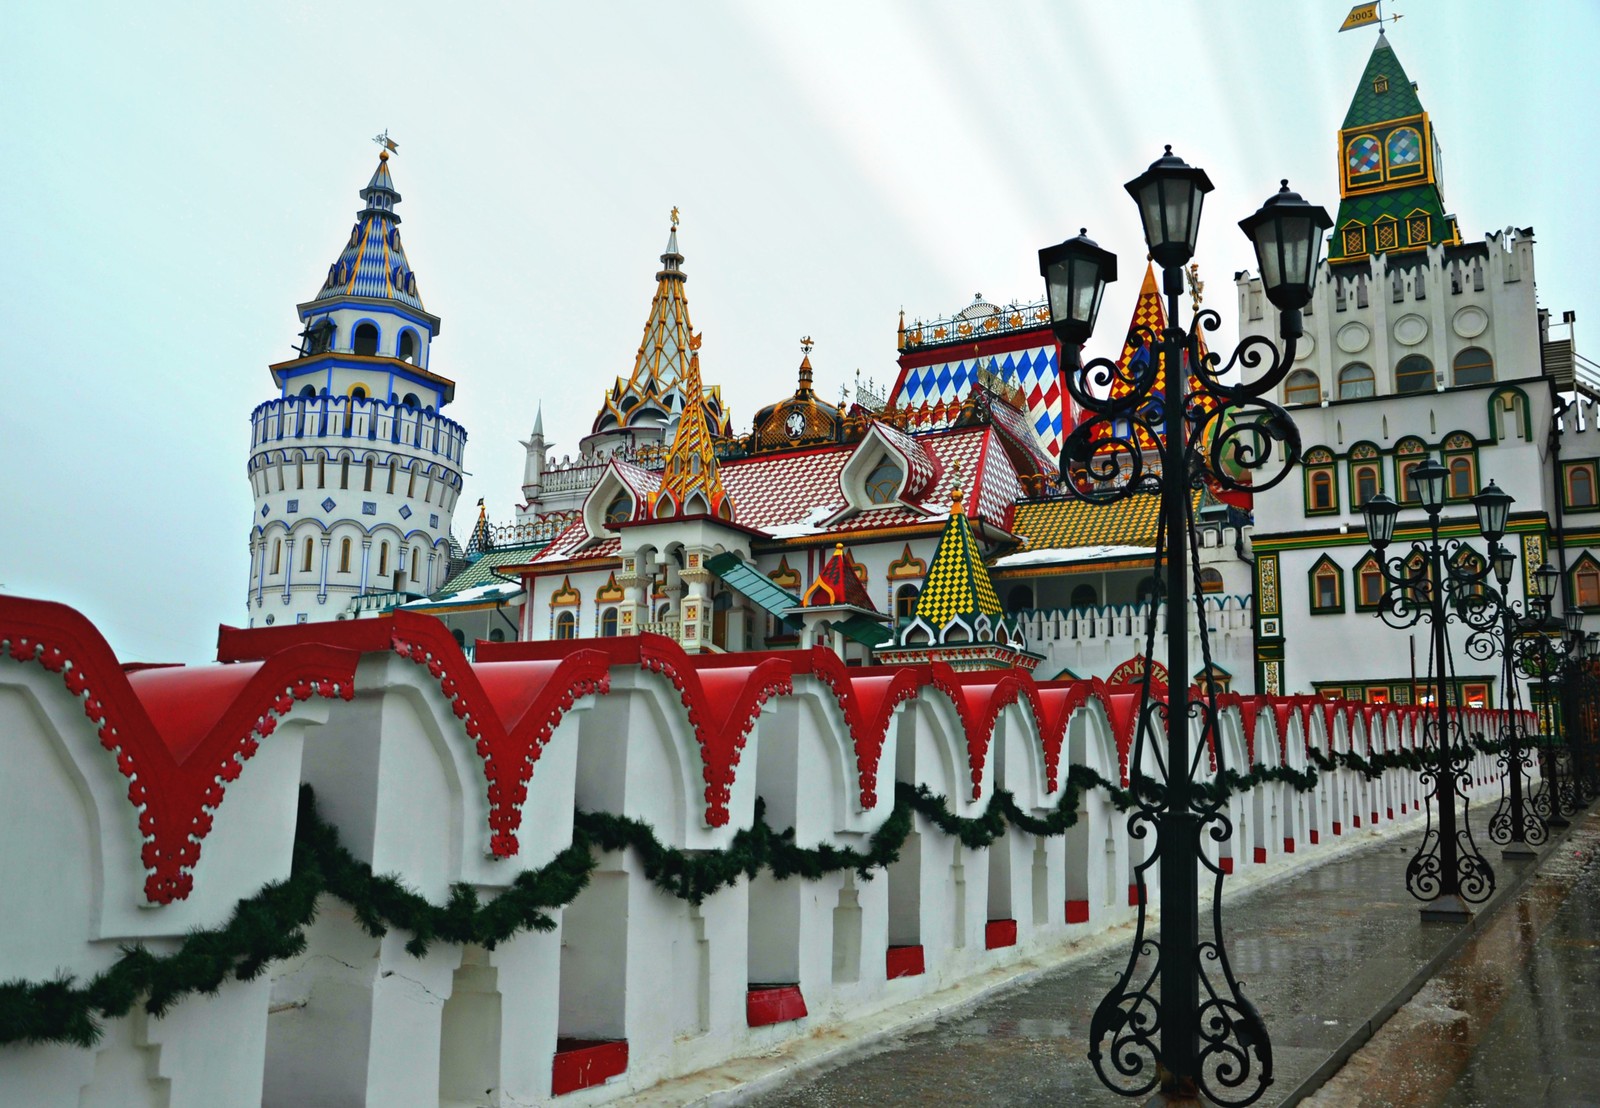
[3,597,359,903]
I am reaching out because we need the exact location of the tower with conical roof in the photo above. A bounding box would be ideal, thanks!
[245,148,467,628]
[652,335,734,521]
[587,214,731,455]
[1328,31,1461,264]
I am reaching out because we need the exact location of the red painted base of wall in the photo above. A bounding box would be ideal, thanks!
[747,984,808,1026]
[1310,829,1320,845]
[552,1038,628,1096]
[1401,803,1407,814]
[1333,821,1343,835]
[1220,856,1235,874]
[1065,899,1090,924]
[1352,815,1362,828]
[985,919,1018,949]
[1387,807,1394,819]
[1253,846,1268,864]
[886,945,925,979]
[1128,884,1145,906]
[1283,837,1295,854]
[1372,811,1380,824]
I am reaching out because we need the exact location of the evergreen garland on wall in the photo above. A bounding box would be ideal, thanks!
[0,734,1514,1047]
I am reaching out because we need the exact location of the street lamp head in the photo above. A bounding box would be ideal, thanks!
[1237,180,1333,313]
[1491,545,1517,588]
[1124,146,1214,271]
[1565,607,1585,638]
[1038,230,1118,348]
[1362,492,1400,549]
[1534,562,1560,599]
[1410,457,1449,515]
[1471,481,1514,543]
[1586,632,1600,661]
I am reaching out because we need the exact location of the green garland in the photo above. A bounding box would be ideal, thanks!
[0,734,1516,1048]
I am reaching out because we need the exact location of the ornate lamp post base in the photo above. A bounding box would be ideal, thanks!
[1501,842,1539,860]
[1420,894,1473,923]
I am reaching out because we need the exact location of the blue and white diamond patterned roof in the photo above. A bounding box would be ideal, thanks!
[892,344,1063,458]
[311,153,425,311]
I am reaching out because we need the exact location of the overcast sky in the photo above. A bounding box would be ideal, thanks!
[5,1,1597,661]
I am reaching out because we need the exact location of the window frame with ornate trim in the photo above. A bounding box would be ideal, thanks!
[1304,447,1339,516]
[1572,554,1600,610]
[1309,555,1345,614]
[1563,459,1600,510]
[1338,362,1375,400]
[1354,552,1386,612]
[1285,369,1321,406]
[1453,346,1494,387]
[1348,442,1384,508]
[1441,432,1479,502]
[1393,437,1428,504]
[1396,354,1435,394]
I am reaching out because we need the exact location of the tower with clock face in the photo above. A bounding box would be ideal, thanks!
[750,338,846,452]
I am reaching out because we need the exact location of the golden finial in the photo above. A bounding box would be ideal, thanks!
[835,541,845,558]
[949,462,965,517]
[1186,263,1205,312]
[801,335,814,355]
[670,206,680,229]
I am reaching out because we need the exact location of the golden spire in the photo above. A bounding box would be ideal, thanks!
[655,333,734,521]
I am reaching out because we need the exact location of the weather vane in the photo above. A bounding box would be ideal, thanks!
[671,206,680,229]
[801,335,814,355]
[1186,263,1205,312]
[372,130,398,155]
[1339,1,1401,32]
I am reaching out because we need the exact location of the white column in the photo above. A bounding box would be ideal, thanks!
[282,537,294,601]
[317,537,331,603]
[359,538,373,597]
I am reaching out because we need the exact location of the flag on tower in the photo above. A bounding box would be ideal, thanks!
[1339,2,1380,31]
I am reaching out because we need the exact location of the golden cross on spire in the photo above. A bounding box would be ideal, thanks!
[1186,263,1205,312]
[670,206,680,229]
[372,130,398,155]
[800,335,814,355]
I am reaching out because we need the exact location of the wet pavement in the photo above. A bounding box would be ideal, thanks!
[1305,808,1600,1108]
[744,803,1585,1107]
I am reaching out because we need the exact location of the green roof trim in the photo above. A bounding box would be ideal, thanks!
[1343,34,1423,129]
[705,552,802,620]
[833,613,892,648]
[436,545,547,596]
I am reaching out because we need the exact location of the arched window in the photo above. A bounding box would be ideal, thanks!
[1007,585,1034,611]
[864,457,903,504]
[386,458,397,494]
[353,323,379,357]
[398,331,417,364]
[1070,584,1099,608]
[1385,127,1423,177]
[1568,463,1598,508]
[1199,568,1224,594]
[349,385,368,400]
[1396,355,1434,394]
[1453,347,1494,386]
[410,548,421,582]
[1397,457,1422,504]
[1136,577,1161,605]
[1338,363,1375,399]
[489,628,506,643]
[340,456,350,489]
[604,495,632,525]
[894,584,919,622]
[1309,469,1336,512]
[555,611,577,640]
[1285,369,1320,406]
[364,456,374,491]
[452,629,466,647]
[1448,455,1475,499]
[317,455,326,489]
[402,392,421,408]
[299,384,317,398]
[271,540,282,575]
[600,608,619,637]
[1356,464,1382,505]
[339,537,352,573]
[378,542,389,578]
[301,539,314,573]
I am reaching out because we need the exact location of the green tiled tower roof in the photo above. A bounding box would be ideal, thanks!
[1329,32,1461,263]
[1343,32,1423,128]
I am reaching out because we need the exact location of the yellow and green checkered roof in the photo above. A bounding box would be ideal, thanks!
[1009,490,1208,552]
[914,507,1003,625]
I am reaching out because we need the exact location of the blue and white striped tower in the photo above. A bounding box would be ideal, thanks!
[244,149,468,626]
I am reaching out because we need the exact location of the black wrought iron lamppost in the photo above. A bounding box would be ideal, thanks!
[1523,563,1583,830]
[1042,151,1330,1107]
[1463,511,1549,858]
[1359,459,1498,921]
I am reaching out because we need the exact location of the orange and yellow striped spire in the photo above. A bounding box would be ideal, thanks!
[654,333,735,521]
